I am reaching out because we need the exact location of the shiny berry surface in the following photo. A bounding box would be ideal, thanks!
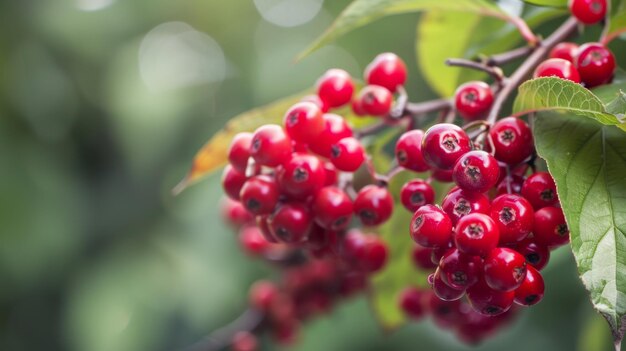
[410,204,453,248]
[442,187,491,225]
[576,43,616,88]
[365,52,408,92]
[222,164,248,201]
[453,150,500,194]
[514,266,545,306]
[316,69,354,108]
[549,42,578,63]
[358,85,393,116]
[569,0,607,25]
[533,58,581,83]
[454,213,500,256]
[454,81,494,121]
[268,202,313,244]
[534,206,570,248]
[308,113,353,158]
[283,102,324,144]
[483,248,527,292]
[228,132,253,173]
[277,153,325,199]
[439,248,482,289]
[489,117,534,165]
[433,269,466,301]
[312,186,353,231]
[354,185,394,226]
[400,179,435,212]
[395,130,430,172]
[240,175,280,215]
[513,239,550,271]
[489,194,534,244]
[330,137,366,172]
[422,123,472,170]
[250,124,292,167]
[466,279,515,316]
[521,172,559,209]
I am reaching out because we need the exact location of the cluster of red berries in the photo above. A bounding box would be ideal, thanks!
[398,285,517,344]
[392,117,569,323]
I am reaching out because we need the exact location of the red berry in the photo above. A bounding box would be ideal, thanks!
[283,102,324,144]
[365,52,407,92]
[422,123,472,170]
[308,113,353,158]
[442,187,491,225]
[489,194,534,244]
[429,293,462,328]
[277,153,325,199]
[222,164,248,201]
[454,81,494,121]
[533,58,581,83]
[323,162,338,186]
[249,280,279,310]
[513,238,550,271]
[489,117,534,165]
[400,179,435,212]
[521,171,559,209]
[412,245,437,270]
[576,43,616,88]
[357,85,393,116]
[549,42,579,64]
[222,198,254,228]
[432,168,454,183]
[466,278,515,316]
[410,204,453,248]
[316,69,355,108]
[240,175,279,215]
[344,231,388,273]
[399,287,426,319]
[330,137,366,172]
[454,213,500,256]
[300,94,329,113]
[268,202,313,244]
[438,248,482,289]
[354,185,394,226]
[228,132,253,173]
[483,248,527,292]
[432,269,466,301]
[305,224,338,252]
[239,226,271,255]
[395,130,430,172]
[232,331,258,351]
[312,186,353,230]
[351,98,366,116]
[533,206,570,248]
[250,125,292,167]
[495,173,525,196]
[257,215,279,243]
[569,0,607,25]
[431,242,455,265]
[514,266,545,306]
[452,150,500,193]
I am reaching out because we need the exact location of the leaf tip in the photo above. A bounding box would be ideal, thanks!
[171,175,191,196]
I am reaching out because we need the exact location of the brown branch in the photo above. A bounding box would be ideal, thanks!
[486,46,534,66]
[405,99,452,116]
[446,58,504,83]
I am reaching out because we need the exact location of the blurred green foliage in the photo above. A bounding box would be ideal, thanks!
[0,1,619,350]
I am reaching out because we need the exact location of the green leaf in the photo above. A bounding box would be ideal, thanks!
[370,171,452,330]
[416,11,496,97]
[606,91,626,121]
[592,69,626,104]
[604,9,626,45]
[513,77,626,131]
[298,0,506,60]
[533,112,626,346]
[174,89,374,194]
[520,0,567,7]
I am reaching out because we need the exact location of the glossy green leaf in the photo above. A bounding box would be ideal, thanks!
[370,171,452,330]
[520,0,567,7]
[534,112,626,346]
[298,0,506,60]
[513,77,626,131]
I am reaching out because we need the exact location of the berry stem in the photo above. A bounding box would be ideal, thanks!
[486,46,534,66]
[485,16,579,125]
[186,308,265,351]
[445,58,505,83]
[405,98,453,117]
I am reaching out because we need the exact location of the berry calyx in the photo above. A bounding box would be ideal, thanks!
[452,150,500,194]
[268,202,313,243]
[442,187,491,225]
[250,125,292,167]
[330,137,366,172]
[316,69,355,108]
[277,153,325,199]
[513,239,550,271]
[569,0,607,25]
[312,186,354,230]
[489,194,534,244]
[283,102,324,144]
[395,130,430,172]
[410,204,453,248]
[514,266,545,306]
[575,42,616,88]
[400,179,435,212]
[454,213,500,257]
[240,175,280,215]
[433,270,466,301]
[454,81,494,121]
[422,123,472,170]
[521,171,559,209]
[549,42,579,63]
[533,58,581,83]
[354,185,394,226]
[483,247,527,292]
[439,248,482,289]
[489,117,534,165]
[358,85,393,116]
[365,52,408,92]
[533,206,570,248]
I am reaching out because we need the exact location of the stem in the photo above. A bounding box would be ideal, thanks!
[186,309,265,351]
[485,17,579,125]
[446,58,504,83]
[486,46,534,66]
[405,99,452,116]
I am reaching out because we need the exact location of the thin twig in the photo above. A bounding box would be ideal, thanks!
[486,46,534,66]
[446,58,505,83]
[405,99,452,116]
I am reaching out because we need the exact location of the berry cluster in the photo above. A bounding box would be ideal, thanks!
[396,118,569,324]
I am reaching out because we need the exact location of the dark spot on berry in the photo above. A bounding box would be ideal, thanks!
[331,144,341,159]
[540,189,555,202]
[364,92,375,104]
[413,215,424,231]
[454,199,471,216]
[246,198,260,211]
[499,207,516,225]
[452,271,467,285]
[287,112,299,127]
[275,227,290,241]
[556,224,569,237]
[396,150,407,164]
[484,306,502,315]
[513,264,527,282]
[442,135,459,152]
[293,167,309,182]
[251,137,261,152]
[465,165,481,181]
[332,216,347,229]
[526,253,540,265]
[359,210,377,223]
[525,295,538,304]
[463,91,477,104]
[499,129,516,145]
[410,192,425,206]
[465,223,484,237]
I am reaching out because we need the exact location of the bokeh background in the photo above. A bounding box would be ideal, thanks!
[0,0,619,350]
